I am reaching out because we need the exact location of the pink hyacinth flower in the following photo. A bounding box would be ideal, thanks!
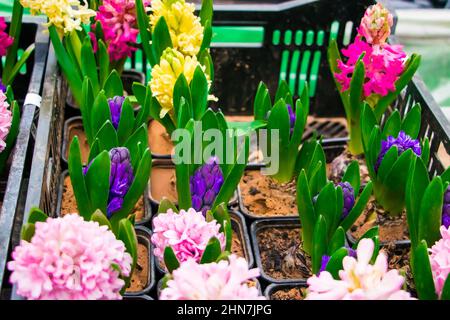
[0,17,13,56]
[95,0,149,61]
[335,37,406,98]
[429,226,450,298]
[358,3,394,45]
[8,214,132,300]
[151,208,226,265]
[0,91,12,152]
[306,238,414,300]
[160,255,265,300]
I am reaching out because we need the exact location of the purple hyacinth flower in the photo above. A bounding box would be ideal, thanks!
[83,147,134,218]
[376,131,421,172]
[189,156,224,216]
[0,79,6,93]
[286,104,296,136]
[338,182,355,219]
[442,185,450,228]
[108,96,125,129]
[319,255,330,274]
[346,246,357,258]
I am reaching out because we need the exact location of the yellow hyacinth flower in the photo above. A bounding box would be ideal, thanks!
[20,0,95,34]
[150,48,213,118]
[150,0,204,56]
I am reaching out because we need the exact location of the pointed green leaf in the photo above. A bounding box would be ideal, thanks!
[200,237,223,264]
[312,215,327,274]
[325,247,348,279]
[340,182,373,232]
[418,177,443,246]
[413,240,438,300]
[164,246,180,273]
[401,103,421,139]
[85,151,110,215]
[342,160,360,197]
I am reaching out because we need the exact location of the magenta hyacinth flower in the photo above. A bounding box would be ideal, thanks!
[190,157,224,215]
[442,185,450,228]
[108,96,125,129]
[0,17,13,57]
[338,182,355,219]
[376,131,421,172]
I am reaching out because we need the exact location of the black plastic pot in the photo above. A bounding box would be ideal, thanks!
[61,116,84,167]
[251,218,310,285]
[264,282,307,300]
[346,226,411,249]
[0,16,49,297]
[154,210,254,275]
[124,226,156,297]
[238,143,346,221]
[56,170,152,226]
[148,159,238,209]
[65,69,146,118]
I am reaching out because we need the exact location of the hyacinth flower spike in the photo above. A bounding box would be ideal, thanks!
[15,207,137,299]
[361,103,429,216]
[296,141,373,274]
[79,76,150,158]
[328,3,420,155]
[68,139,151,231]
[154,199,233,273]
[253,80,309,183]
[173,109,250,212]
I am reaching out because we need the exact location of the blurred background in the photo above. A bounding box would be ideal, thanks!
[0,0,449,117]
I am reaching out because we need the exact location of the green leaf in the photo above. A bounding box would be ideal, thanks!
[176,163,192,210]
[377,147,398,183]
[49,26,83,104]
[152,17,173,64]
[297,170,316,255]
[349,58,364,118]
[199,0,213,26]
[200,20,212,53]
[360,103,378,154]
[340,182,373,232]
[342,160,360,198]
[211,204,232,252]
[21,223,35,242]
[91,91,112,137]
[0,101,19,174]
[441,276,450,300]
[94,121,119,151]
[27,208,48,224]
[190,66,208,120]
[328,39,350,116]
[173,73,192,121]
[200,237,223,264]
[135,0,155,66]
[406,157,429,248]
[5,44,35,86]
[90,209,112,230]
[325,247,348,279]
[158,198,179,214]
[103,70,124,97]
[117,98,135,145]
[97,40,110,88]
[124,125,149,168]
[85,151,110,215]
[253,82,271,120]
[327,227,346,255]
[133,83,147,106]
[401,103,421,139]
[80,77,94,144]
[275,81,292,105]
[81,36,99,94]
[68,137,93,219]
[3,0,23,84]
[412,240,438,300]
[117,219,138,270]
[312,215,327,274]
[314,182,337,239]
[421,137,430,165]
[418,177,443,246]
[381,110,401,139]
[164,247,180,273]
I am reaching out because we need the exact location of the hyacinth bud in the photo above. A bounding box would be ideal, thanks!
[190,157,224,215]
[358,3,393,45]
[376,131,421,172]
[0,80,6,93]
[338,182,355,219]
[286,104,296,136]
[319,255,330,274]
[108,96,125,129]
[442,185,450,228]
[83,147,134,217]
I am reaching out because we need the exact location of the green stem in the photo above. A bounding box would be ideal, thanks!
[348,116,364,156]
